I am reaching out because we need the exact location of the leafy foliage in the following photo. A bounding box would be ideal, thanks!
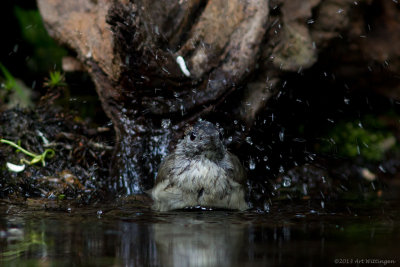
[317,115,397,162]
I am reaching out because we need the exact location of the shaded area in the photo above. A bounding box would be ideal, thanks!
[0,0,66,97]
[0,1,106,123]
[0,108,113,202]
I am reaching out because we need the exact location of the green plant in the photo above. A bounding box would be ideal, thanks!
[0,138,55,167]
[44,70,66,88]
[317,115,397,162]
[0,63,33,107]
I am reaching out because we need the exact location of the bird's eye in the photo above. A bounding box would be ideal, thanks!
[190,132,196,141]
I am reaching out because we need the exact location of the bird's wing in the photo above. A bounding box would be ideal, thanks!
[226,151,247,185]
[154,154,176,184]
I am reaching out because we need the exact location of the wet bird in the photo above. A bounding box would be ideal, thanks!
[149,120,249,211]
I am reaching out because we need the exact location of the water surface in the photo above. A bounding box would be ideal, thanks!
[1,189,399,266]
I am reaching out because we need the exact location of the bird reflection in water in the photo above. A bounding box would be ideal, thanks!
[116,212,246,267]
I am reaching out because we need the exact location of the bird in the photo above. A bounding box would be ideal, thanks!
[149,120,248,211]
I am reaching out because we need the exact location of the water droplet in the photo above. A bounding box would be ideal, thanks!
[321,201,325,209]
[282,176,291,187]
[249,158,256,170]
[246,136,253,145]
[378,165,386,173]
[273,183,281,190]
[279,130,284,142]
[263,202,270,212]
[279,166,284,173]
[297,66,303,74]
[263,156,268,162]
[344,98,350,104]
[383,60,389,67]
[302,183,308,195]
[161,119,171,129]
[307,19,315,24]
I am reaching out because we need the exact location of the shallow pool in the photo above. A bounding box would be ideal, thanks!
[1,189,399,266]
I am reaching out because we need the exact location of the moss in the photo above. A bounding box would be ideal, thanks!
[44,71,66,88]
[316,115,397,162]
